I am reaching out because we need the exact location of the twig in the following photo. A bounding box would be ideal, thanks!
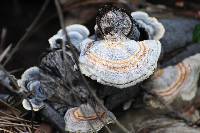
[54,0,107,132]
[0,44,12,63]
[90,100,113,133]
[25,98,35,133]
[0,99,21,114]
[0,122,36,128]
[3,0,50,66]
[0,112,38,133]
[0,64,20,92]
[41,103,66,132]
[0,66,35,132]
[0,128,13,133]
[54,0,130,132]
[0,28,7,47]
[54,1,97,132]
[9,68,24,74]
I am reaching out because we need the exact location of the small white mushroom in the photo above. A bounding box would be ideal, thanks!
[18,66,40,92]
[22,99,44,111]
[48,24,90,51]
[79,38,161,88]
[64,104,115,133]
[19,67,47,111]
[131,11,165,40]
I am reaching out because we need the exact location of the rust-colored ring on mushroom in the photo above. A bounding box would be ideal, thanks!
[73,108,106,121]
[86,41,149,73]
[156,63,190,97]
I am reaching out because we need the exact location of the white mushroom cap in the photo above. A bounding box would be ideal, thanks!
[79,38,161,88]
[131,11,165,40]
[48,24,90,51]
[22,99,44,111]
[143,54,200,104]
[18,66,40,92]
[64,104,115,133]
[19,67,47,111]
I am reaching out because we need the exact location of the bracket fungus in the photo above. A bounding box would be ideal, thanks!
[22,98,44,111]
[64,104,115,132]
[79,39,161,88]
[131,11,165,40]
[48,24,90,51]
[18,48,90,113]
[78,6,164,88]
[48,5,164,89]
[18,67,47,111]
[143,54,200,121]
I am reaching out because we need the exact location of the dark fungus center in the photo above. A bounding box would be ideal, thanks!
[96,5,149,41]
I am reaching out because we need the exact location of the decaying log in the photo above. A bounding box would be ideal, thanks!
[94,82,141,110]
[160,18,199,55]
[137,117,200,133]
[41,103,65,132]
[161,43,200,67]
[39,49,90,114]
[110,108,200,133]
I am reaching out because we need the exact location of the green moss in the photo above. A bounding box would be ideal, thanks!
[193,24,200,43]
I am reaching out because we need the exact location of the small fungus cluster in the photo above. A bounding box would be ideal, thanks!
[19,5,165,133]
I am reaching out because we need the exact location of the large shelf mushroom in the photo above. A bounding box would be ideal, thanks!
[79,39,161,88]
[78,5,164,88]
[48,5,165,89]
[143,54,200,122]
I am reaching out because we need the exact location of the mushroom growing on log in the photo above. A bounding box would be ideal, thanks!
[48,24,90,51]
[143,53,200,122]
[64,103,115,132]
[79,5,164,88]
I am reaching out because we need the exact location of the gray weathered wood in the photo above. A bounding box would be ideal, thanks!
[160,18,199,55]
